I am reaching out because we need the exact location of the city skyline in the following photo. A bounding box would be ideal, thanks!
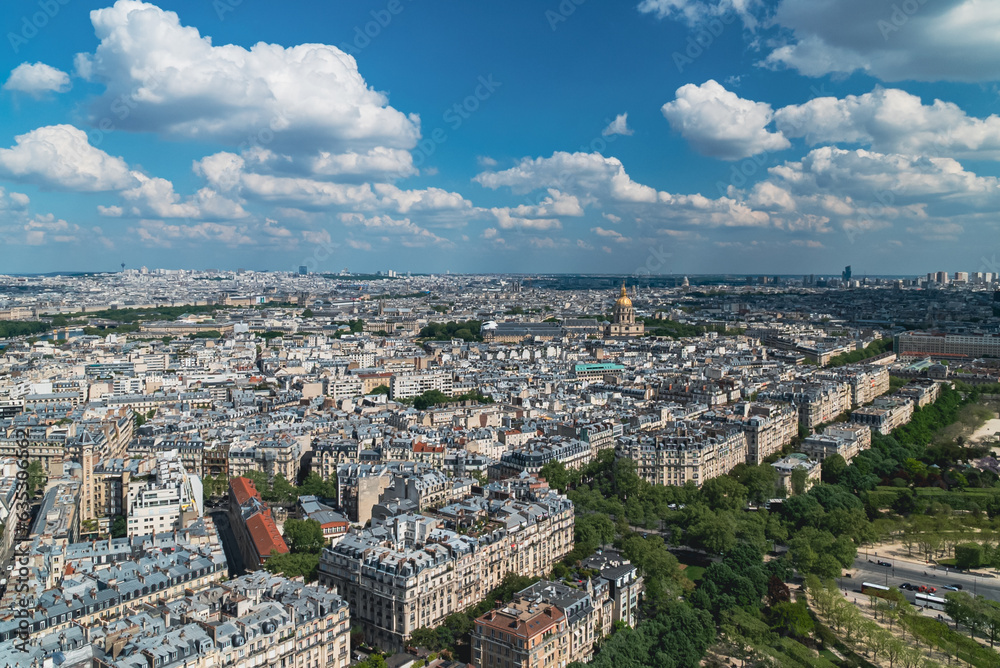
[2,0,1000,275]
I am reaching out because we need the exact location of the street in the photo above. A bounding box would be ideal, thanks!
[849,557,1000,602]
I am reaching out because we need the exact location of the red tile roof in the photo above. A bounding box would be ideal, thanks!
[245,510,289,562]
[230,477,259,506]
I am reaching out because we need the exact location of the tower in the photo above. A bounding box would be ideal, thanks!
[606,280,645,338]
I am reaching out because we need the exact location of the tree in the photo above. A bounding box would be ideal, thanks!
[271,474,298,503]
[821,454,848,485]
[539,461,570,493]
[955,542,984,570]
[111,516,127,538]
[790,468,808,496]
[283,518,326,553]
[26,460,46,494]
[301,308,314,318]
[767,600,814,638]
[370,384,390,395]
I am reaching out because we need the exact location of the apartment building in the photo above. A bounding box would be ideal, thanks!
[896,331,1000,361]
[771,453,821,495]
[390,372,454,400]
[850,396,914,435]
[490,437,592,479]
[126,450,202,538]
[758,381,852,429]
[472,603,568,668]
[318,483,574,651]
[705,402,797,465]
[616,421,748,487]
[798,424,872,463]
[227,435,304,482]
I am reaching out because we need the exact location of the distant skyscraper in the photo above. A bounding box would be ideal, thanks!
[842,265,852,282]
[298,266,308,275]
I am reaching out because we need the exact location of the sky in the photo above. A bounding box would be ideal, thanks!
[1,0,1000,276]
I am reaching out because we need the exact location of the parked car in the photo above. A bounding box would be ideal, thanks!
[899,583,912,590]
[948,583,963,590]
[877,560,892,567]
[943,585,960,591]
[917,585,928,593]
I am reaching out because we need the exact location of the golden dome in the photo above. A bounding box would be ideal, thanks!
[615,282,632,308]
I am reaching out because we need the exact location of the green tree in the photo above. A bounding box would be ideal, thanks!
[26,460,46,494]
[539,460,570,493]
[271,474,298,503]
[283,518,326,553]
[790,468,808,496]
[955,542,984,570]
[111,516,127,538]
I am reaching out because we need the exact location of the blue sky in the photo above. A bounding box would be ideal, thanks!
[1,0,1000,276]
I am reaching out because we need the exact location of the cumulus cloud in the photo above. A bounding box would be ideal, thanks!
[602,113,634,137]
[121,173,248,219]
[3,63,71,96]
[637,0,758,30]
[774,87,1000,161]
[136,220,258,248]
[76,0,420,155]
[339,213,453,247]
[762,0,1000,82]
[23,214,81,245]
[591,226,631,243]
[661,80,790,159]
[475,151,658,203]
[476,150,772,230]
[0,125,135,191]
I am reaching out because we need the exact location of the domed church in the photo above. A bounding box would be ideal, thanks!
[605,280,645,338]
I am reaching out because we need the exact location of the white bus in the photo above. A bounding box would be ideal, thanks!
[862,582,891,596]
[915,592,947,611]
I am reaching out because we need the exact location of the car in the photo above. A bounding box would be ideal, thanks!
[899,583,912,590]
[948,583,963,590]
[927,587,936,593]
[917,585,928,593]
[877,560,892,567]
[943,585,960,591]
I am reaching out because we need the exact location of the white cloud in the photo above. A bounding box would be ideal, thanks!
[602,113,634,137]
[121,173,248,219]
[489,208,561,231]
[338,212,453,247]
[475,151,658,203]
[762,0,1000,82]
[591,226,631,243]
[3,63,71,96]
[98,205,123,217]
[136,220,257,248]
[637,0,758,29]
[346,238,372,251]
[0,125,135,192]
[476,150,773,230]
[23,214,80,245]
[774,87,1000,160]
[661,80,790,159]
[76,0,420,155]
[477,156,498,168]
